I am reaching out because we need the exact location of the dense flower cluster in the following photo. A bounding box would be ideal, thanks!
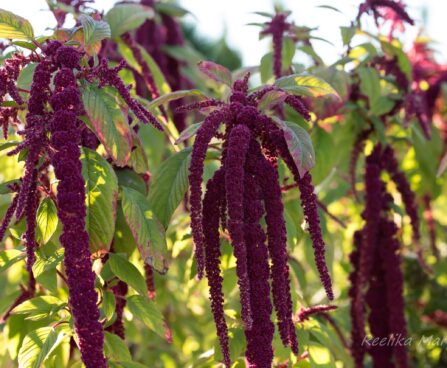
[106,281,128,339]
[349,144,408,368]
[48,44,107,368]
[357,0,414,29]
[188,73,333,367]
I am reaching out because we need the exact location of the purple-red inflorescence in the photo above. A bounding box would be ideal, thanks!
[349,144,409,368]
[187,71,333,366]
[357,0,414,28]
[106,281,129,339]
[48,45,106,368]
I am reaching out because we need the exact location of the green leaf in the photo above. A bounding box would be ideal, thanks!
[109,361,148,368]
[148,148,191,228]
[340,26,356,46]
[154,3,189,17]
[0,249,24,272]
[36,198,58,245]
[104,332,132,361]
[16,63,36,91]
[128,132,149,174]
[175,122,202,145]
[105,4,154,39]
[358,67,381,105]
[146,89,206,110]
[122,187,168,274]
[275,74,339,98]
[117,41,171,96]
[108,253,147,296]
[257,89,287,111]
[81,148,119,253]
[79,14,111,46]
[115,168,147,195]
[12,296,66,321]
[198,61,232,86]
[102,291,116,322]
[17,327,69,368]
[32,249,64,278]
[82,86,133,166]
[0,9,34,40]
[0,140,19,152]
[126,295,165,339]
[273,119,315,176]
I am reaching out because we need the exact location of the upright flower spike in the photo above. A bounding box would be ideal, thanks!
[49,48,106,368]
[261,13,292,79]
[225,124,253,329]
[202,168,230,368]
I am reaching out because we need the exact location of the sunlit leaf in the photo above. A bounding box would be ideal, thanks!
[146,89,207,110]
[0,9,34,40]
[108,253,147,296]
[275,74,339,98]
[121,187,168,274]
[126,295,165,339]
[12,296,66,321]
[82,85,133,167]
[17,327,69,368]
[79,14,111,46]
[0,249,24,272]
[104,331,132,361]
[81,148,119,253]
[148,148,191,228]
[105,4,154,39]
[36,198,58,245]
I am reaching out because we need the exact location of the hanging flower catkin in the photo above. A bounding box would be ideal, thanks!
[185,71,333,367]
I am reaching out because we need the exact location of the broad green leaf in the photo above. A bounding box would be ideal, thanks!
[198,61,232,86]
[146,89,207,110]
[16,63,36,90]
[79,14,111,46]
[126,295,165,339]
[81,148,118,253]
[108,253,147,296]
[104,332,132,361]
[128,132,149,174]
[122,187,168,274]
[273,118,315,176]
[275,74,339,98]
[82,86,133,166]
[115,168,147,195]
[381,40,412,85]
[257,89,287,111]
[36,198,58,245]
[148,147,191,228]
[105,4,154,39]
[32,249,64,278]
[358,67,381,106]
[102,291,116,322]
[12,296,66,321]
[0,249,24,272]
[17,327,69,368]
[117,41,171,96]
[175,122,202,145]
[0,9,34,40]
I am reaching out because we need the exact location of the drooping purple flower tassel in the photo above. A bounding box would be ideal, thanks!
[189,110,226,279]
[250,140,297,353]
[225,124,253,329]
[106,281,128,340]
[243,172,274,368]
[0,192,19,242]
[49,49,106,368]
[297,172,334,300]
[202,168,231,368]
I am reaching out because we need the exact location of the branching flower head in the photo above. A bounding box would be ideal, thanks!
[185,66,333,366]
